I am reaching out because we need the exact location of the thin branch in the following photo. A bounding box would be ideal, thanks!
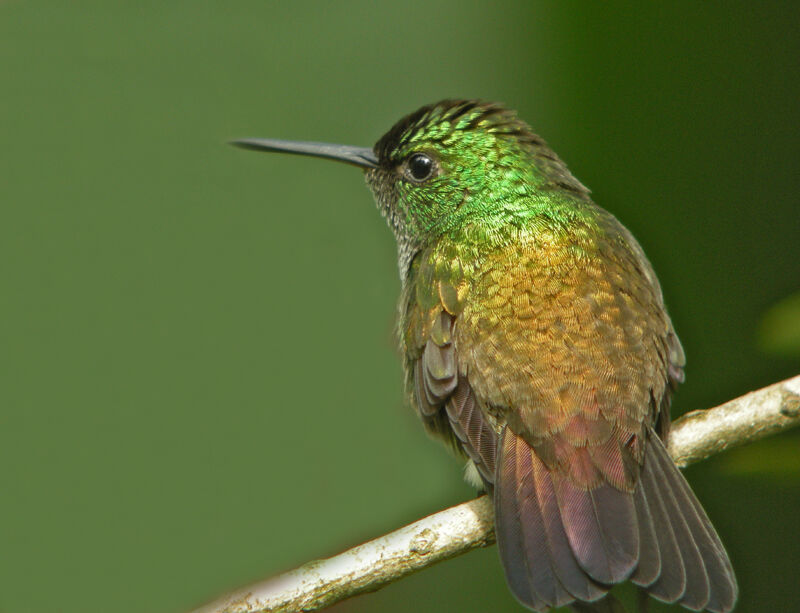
[668,375,800,466]
[192,374,800,613]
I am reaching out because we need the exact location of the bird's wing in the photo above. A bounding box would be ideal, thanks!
[401,249,498,486]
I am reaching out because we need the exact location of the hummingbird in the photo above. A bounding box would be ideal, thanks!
[233,100,737,612]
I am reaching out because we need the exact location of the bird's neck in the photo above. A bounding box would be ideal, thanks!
[399,199,604,297]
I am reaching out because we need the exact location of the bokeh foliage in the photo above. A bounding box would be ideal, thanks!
[1,2,798,612]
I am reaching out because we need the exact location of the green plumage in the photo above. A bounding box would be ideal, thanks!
[235,99,737,613]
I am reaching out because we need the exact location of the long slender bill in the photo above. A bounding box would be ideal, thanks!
[231,138,378,169]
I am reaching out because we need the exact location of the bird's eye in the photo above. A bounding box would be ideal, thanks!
[405,153,435,182]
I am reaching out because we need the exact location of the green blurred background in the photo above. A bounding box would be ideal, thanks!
[1,2,798,612]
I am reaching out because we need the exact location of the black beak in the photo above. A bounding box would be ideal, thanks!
[230,138,378,169]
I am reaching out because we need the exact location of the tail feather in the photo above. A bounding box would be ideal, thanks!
[497,428,621,610]
[630,479,661,587]
[646,442,711,610]
[496,428,574,610]
[554,475,639,585]
[647,436,738,612]
[494,427,737,613]
[494,426,736,612]
[531,443,608,602]
[637,447,687,601]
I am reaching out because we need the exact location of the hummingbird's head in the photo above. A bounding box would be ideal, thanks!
[362,100,589,265]
[232,99,588,275]
[364,100,586,248]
